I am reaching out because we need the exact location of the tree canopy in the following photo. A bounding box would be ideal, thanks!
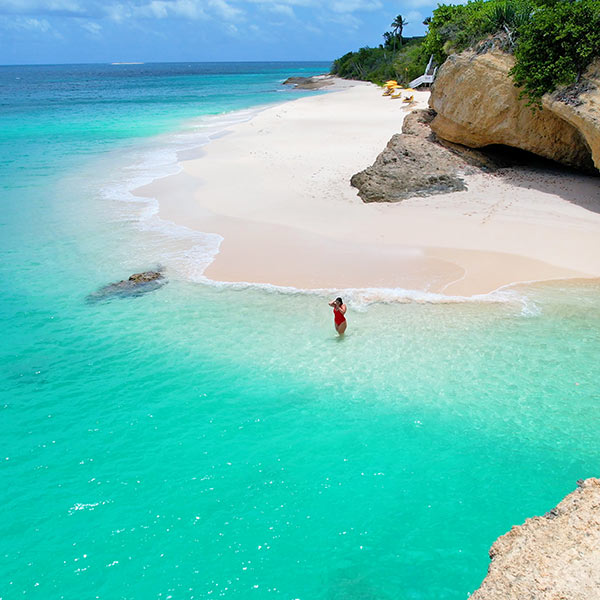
[331,0,600,104]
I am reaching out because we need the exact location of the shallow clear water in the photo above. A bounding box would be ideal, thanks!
[1,63,599,600]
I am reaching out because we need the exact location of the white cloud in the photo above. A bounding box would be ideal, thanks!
[404,10,423,24]
[242,0,381,10]
[267,4,295,18]
[330,0,382,13]
[0,0,85,16]
[81,20,102,35]
[0,14,64,38]
[209,0,243,20]
[303,21,322,35]
[0,0,244,22]
[105,3,130,22]
[18,16,51,30]
[122,1,205,20]
[104,0,245,22]
[243,0,313,6]
[0,0,428,42]
[403,0,436,8]
[141,1,170,18]
[321,11,360,30]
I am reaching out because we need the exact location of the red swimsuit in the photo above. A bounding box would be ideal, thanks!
[333,306,346,326]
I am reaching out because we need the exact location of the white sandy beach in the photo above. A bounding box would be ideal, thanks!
[135,81,600,296]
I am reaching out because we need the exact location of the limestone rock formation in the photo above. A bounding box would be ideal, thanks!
[429,51,599,172]
[471,478,600,600]
[546,60,600,173]
[350,109,471,202]
[87,269,166,303]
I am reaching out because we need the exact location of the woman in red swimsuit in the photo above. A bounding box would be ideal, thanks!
[329,297,347,335]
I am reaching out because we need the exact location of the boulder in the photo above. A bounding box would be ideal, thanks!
[282,75,336,90]
[471,478,600,600]
[429,51,599,172]
[350,109,483,202]
[87,269,166,303]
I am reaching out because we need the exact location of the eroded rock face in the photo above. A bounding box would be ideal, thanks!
[429,51,599,172]
[87,270,166,303]
[471,478,600,600]
[545,60,600,173]
[350,110,470,202]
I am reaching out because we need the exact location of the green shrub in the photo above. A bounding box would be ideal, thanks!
[422,0,534,63]
[510,0,600,106]
[331,46,395,82]
[487,0,533,30]
[393,42,430,85]
[331,37,426,84]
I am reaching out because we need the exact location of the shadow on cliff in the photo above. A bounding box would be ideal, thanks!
[482,144,600,214]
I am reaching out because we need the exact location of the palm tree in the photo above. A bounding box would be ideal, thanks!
[390,14,408,50]
[383,31,394,49]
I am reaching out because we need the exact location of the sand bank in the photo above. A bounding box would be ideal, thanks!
[136,81,600,296]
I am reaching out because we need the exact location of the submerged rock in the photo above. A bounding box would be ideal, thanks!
[429,51,599,173]
[471,478,600,600]
[87,269,166,303]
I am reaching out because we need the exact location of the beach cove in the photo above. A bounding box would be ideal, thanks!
[2,62,600,600]
[136,81,600,297]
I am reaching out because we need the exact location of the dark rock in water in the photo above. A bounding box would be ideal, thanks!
[283,75,336,90]
[127,271,163,284]
[87,269,166,303]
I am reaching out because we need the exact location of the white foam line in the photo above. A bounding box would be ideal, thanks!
[188,275,523,309]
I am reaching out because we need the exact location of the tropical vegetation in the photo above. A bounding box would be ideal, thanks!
[510,0,600,105]
[331,1,600,106]
[332,14,428,85]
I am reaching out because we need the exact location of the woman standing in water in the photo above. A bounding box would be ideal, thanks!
[329,297,347,335]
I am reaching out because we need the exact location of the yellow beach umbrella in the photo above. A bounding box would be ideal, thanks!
[386,80,397,85]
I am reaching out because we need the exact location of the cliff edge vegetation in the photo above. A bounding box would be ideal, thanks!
[332,0,600,106]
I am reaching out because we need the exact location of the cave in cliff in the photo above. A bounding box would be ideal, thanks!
[478,143,598,175]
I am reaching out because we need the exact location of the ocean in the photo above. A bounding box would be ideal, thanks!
[1,62,599,600]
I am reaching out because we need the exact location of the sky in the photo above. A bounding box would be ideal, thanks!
[0,0,437,64]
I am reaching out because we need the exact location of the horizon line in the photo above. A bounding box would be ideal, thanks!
[0,59,334,68]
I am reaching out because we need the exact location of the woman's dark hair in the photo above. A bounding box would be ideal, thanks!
[335,297,343,305]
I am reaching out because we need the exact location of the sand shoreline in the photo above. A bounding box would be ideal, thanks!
[135,80,600,297]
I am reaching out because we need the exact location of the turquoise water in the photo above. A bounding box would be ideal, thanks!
[1,63,600,600]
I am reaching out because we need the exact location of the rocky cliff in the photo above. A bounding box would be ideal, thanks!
[471,478,600,600]
[429,51,600,173]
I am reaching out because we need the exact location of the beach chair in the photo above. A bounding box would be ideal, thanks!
[383,84,399,96]
[402,95,414,104]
